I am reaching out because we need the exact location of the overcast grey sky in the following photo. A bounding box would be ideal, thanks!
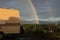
[32,0,60,22]
[0,0,39,24]
[0,0,60,23]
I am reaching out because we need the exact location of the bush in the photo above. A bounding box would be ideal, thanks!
[34,29,42,33]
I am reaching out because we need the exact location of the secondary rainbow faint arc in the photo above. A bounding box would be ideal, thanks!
[28,0,39,24]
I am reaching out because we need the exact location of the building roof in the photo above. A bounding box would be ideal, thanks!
[0,8,20,24]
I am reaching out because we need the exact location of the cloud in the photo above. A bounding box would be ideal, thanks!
[38,17,60,22]
[0,0,39,23]
[32,0,60,19]
[20,16,60,22]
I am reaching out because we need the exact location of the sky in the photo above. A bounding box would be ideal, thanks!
[0,0,60,24]
[32,0,60,22]
[0,0,39,24]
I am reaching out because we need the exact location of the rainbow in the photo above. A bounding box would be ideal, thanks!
[28,0,39,24]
